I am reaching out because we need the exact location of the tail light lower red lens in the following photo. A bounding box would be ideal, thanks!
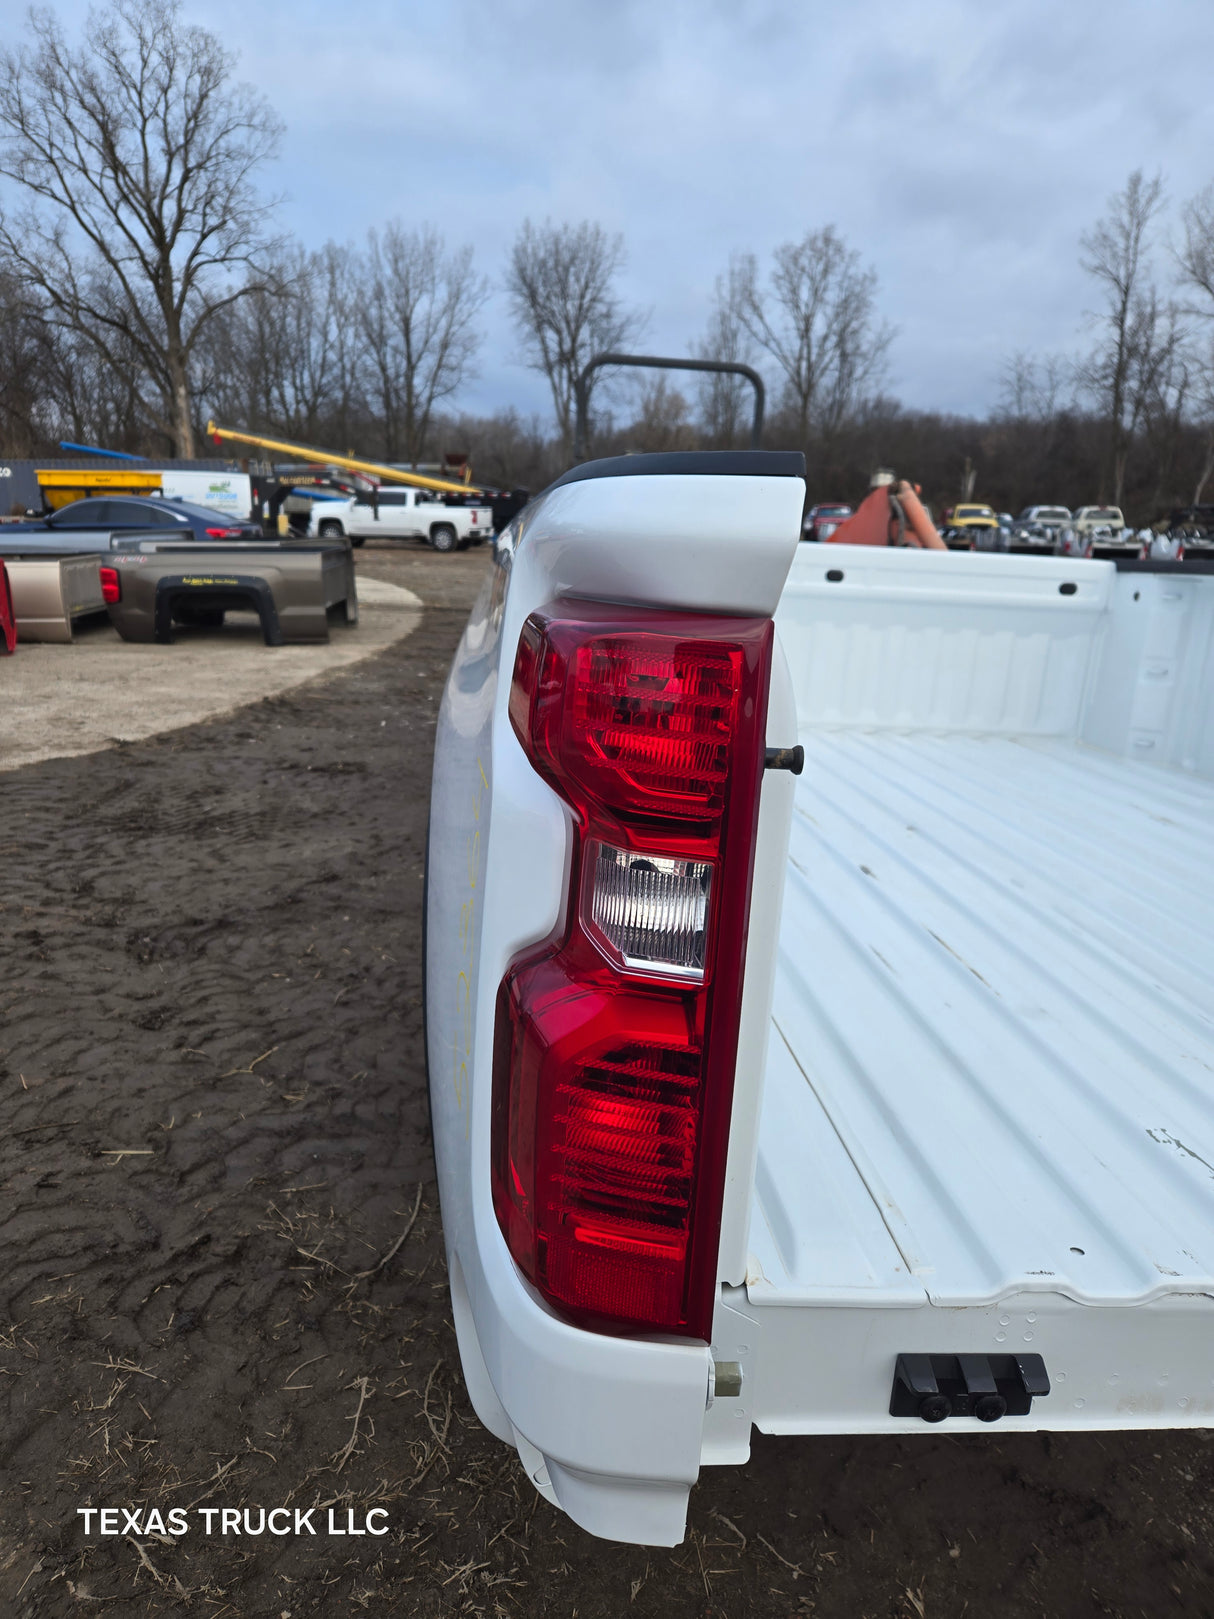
[492,601,773,1340]
[205,526,242,538]
[99,566,121,604]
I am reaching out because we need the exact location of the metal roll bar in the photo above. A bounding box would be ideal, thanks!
[573,353,765,462]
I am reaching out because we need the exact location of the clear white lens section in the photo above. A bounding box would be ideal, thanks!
[589,842,712,980]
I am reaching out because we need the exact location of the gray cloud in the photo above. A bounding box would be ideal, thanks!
[26,0,1214,421]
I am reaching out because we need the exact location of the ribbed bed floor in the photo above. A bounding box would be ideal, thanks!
[757,731,1214,1309]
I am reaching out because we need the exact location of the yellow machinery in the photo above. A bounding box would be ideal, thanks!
[36,468,165,510]
[206,421,481,496]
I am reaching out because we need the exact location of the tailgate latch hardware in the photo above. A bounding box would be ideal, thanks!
[709,1361,744,1404]
[890,1352,1050,1423]
[764,745,804,775]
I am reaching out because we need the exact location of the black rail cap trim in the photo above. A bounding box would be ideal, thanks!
[1115,556,1214,574]
[548,450,806,492]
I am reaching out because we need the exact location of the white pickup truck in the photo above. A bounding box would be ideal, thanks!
[308,485,492,550]
[425,450,1214,1547]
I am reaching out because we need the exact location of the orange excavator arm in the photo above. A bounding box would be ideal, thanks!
[826,478,946,550]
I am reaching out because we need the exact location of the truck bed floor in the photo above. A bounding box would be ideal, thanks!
[761,731,1214,1310]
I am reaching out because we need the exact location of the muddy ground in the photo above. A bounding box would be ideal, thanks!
[1,541,1212,1619]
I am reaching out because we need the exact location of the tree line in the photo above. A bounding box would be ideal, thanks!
[2,1,1214,522]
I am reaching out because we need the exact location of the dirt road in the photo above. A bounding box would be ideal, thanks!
[1,541,1211,1618]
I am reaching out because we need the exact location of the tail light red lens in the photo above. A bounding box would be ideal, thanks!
[511,618,747,828]
[99,566,121,604]
[492,601,772,1340]
[205,526,242,538]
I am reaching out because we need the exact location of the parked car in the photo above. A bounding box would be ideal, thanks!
[1008,523,1060,556]
[484,487,531,534]
[1086,528,1142,558]
[1014,505,1071,535]
[1071,505,1125,538]
[947,502,999,532]
[972,523,1010,552]
[1166,504,1214,537]
[802,502,852,541]
[2,495,263,543]
[1146,530,1184,561]
[424,447,1214,1547]
[940,504,999,549]
[308,486,492,551]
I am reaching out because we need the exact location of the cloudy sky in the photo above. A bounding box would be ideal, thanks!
[36,0,1214,422]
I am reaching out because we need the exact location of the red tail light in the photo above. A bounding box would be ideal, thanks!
[205,526,242,538]
[99,566,121,604]
[492,601,772,1340]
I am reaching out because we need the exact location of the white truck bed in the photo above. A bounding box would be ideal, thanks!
[429,465,1214,1543]
[757,731,1214,1312]
[707,545,1214,1448]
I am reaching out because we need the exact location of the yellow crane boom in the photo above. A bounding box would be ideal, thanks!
[206,421,481,496]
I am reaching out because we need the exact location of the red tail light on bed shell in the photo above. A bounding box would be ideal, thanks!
[492,600,773,1340]
[0,561,15,654]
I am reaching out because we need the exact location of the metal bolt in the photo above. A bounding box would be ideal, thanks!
[918,1393,951,1423]
[974,1394,1008,1423]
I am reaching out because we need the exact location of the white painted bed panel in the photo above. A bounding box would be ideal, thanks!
[779,544,1112,736]
[765,731,1214,1313]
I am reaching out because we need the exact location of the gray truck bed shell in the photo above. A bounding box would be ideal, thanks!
[105,541,357,644]
[0,555,106,642]
[0,528,186,555]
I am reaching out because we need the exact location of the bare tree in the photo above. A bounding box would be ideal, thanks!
[506,219,643,454]
[1137,301,1192,511]
[195,268,282,439]
[319,243,365,451]
[694,259,756,446]
[440,406,556,490]
[1179,182,1214,308]
[1077,170,1166,504]
[998,351,1071,422]
[202,241,359,443]
[0,266,49,454]
[0,0,282,455]
[628,375,696,453]
[1182,335,1214,506]
[261,243,350,441]
[735,226,893,452]
[358,224,487,464]
[1176,183,1214,504]
[0,254,152,454]
[41,321,147,448]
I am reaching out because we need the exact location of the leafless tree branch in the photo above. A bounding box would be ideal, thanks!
[734,225,893,457]
[1076,168,1167,504]
[358,223,488,465]
[0,0,282,454]
[506,218,644,455]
